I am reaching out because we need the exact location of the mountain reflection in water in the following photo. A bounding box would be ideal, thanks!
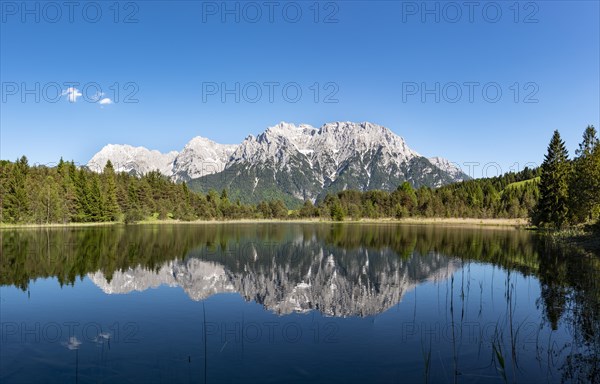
[88,242,458,317]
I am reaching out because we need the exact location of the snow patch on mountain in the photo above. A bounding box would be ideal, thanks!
[172,137,237,182]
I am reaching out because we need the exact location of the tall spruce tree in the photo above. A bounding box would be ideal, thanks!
[0,160,8,222]
[88,174,105,221]
[102,160,121,221]
[74,168,92,222]
[57,160,77,223]
[6,156,30,223]
[41,175,62,224]
[570,125,600,223]
[592,143,600,219]
[534,130,571,228]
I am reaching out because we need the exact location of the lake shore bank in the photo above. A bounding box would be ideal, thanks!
[0,217,529,229]
[545,227,600,254]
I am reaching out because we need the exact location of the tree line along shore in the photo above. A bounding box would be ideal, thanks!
[1,126,598,237]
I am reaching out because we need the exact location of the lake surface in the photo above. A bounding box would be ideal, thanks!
[1,224,599,383]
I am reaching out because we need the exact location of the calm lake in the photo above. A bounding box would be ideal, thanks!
[1,224,599,383]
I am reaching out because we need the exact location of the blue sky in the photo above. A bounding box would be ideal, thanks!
[1,0,598,177]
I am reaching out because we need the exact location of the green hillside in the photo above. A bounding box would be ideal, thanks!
[504,177,541,192]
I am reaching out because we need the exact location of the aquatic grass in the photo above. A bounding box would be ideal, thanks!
[421,340,432,384]
[489,322,509,383]
[478,280,484,318]
[203,301,208,384]
[492,340,508,383]
[449,274,459,383]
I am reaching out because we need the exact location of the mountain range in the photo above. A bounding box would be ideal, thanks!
[87,122,468,204]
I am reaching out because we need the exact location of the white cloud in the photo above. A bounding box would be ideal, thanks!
[98,98,113,105]
[62,87,82,103]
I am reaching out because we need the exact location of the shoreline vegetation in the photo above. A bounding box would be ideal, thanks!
[543,226,600,254]
[0,216,529,229]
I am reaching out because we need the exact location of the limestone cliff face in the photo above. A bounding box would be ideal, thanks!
[88,121,468,203]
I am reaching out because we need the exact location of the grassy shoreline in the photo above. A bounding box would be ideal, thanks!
[0,217,529,229]
[544,227,600,254]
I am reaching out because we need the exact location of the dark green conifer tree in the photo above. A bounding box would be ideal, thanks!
[88,174,105,221]
[102,160,121,221]
[74,168,91,222]
[6,156,30,223]
[533,130,571,228]
[569,125,600,223]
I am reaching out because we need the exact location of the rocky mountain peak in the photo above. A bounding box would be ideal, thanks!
[87,121,469,203]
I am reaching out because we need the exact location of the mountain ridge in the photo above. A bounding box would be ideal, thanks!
[87,121,469,204]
